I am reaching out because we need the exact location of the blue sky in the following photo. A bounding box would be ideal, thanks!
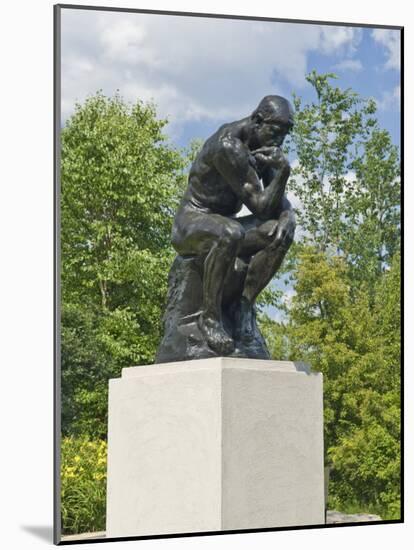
[61,8,401,150]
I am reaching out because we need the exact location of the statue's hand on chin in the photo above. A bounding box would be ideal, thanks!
[252,146,287,170]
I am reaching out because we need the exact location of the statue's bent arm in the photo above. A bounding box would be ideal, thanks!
[213,136,290,221]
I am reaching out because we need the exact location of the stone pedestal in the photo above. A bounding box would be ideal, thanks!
[106,358,324,538]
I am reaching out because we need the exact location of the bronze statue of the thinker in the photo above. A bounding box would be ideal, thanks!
[156,95,295,362]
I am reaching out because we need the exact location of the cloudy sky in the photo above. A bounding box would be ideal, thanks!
[60,7,401,149]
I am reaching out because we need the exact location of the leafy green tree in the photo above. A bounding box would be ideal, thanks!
[288,71,400,289]
[327,253,401,518]
[61,303,112,439]
[288,71,374,252]
[61,92,186,437]
[61,92,185,310]
[345,129,400,288]
[61,437,107,534]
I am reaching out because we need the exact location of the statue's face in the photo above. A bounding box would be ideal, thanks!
[255,115,293,148]
[249,100,294,150]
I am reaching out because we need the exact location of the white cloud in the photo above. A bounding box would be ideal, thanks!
[320,26,362,55]
[344,170,357,184]
[333,58,363,72]
[371,28,400,70]
[61,9,363,135]
[375,85,401,111]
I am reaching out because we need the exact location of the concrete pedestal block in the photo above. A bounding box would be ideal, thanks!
[106,358,324,537]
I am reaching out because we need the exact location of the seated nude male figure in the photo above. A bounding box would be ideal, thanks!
[171,95,295,356]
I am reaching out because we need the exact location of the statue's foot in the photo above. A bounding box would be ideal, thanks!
[234,297,256,343]
[198,313,235,355]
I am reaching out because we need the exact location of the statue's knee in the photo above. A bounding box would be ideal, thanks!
[220,223,245,251]
[269,230,293,253]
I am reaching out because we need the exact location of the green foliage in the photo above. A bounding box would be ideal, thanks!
[61,437,107,534]
[61,91,186,309]
[289,71,400,288]
[328,253,401,519]
[61,303,113,439]
[61,93,187,438]
[259,314,291,359]
[346,129,400,287]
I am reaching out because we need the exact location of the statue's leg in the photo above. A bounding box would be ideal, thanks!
[233,211,295,341]
[172,205,245,355]
[242,231,293,304]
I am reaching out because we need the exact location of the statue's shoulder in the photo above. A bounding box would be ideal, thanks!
[201,120,244,163]
[201,123,232,154]
[203,123,231,148]
[216,120,240,139]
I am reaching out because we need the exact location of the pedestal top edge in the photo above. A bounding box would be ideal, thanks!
[119,357,313,379]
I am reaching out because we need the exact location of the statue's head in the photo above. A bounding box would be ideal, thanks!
[248,95,294,149]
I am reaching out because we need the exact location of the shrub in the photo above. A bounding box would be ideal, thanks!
[61,436,107,534]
